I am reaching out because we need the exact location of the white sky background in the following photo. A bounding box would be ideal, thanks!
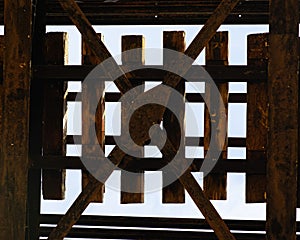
[39,24,300,224]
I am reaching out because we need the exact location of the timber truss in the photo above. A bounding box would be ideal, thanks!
[0,0,299,240]
[46,0,240,239]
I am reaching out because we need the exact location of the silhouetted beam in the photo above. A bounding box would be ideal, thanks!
[48,0,239,239]
[40,214,269,231]
[32,65,267,82]
[42,226,266,240]
[0,0,274,25]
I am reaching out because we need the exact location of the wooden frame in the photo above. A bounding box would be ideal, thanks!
[47,0,241,239]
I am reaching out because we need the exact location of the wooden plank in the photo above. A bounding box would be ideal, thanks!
[0,0,32,239]
[120,35,145,204]
[40,214,270,232]
[246,33,268,203]
[81,33,105,203]
[42,32,68,200]
[36,155,265,174]
[31,0,271,25]
[162,31,186,203]
[266,0,299,239]
[67,135,246,148]
[70,92,247,103]
[43,226,264,240]
[204,31,228,200]
[27,0,47,238]
[0,36,3,151]
[32,65,267,82]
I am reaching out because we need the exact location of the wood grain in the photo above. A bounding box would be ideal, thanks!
[81,33,105,203]
[162,31,186,203]
[120,35,145,204]
[246,33,268,203]
[42,32,68,200]
[48,0,240,238]
[204,31,228,200]
[266,0,299,239]
[0,0,32,239]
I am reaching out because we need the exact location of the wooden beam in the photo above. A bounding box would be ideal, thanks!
[81,33,105,203]
[162,31,186,203]
[246,33,268,203]
[39,214,270,232]
[0,0,32,239]
[32,65,267,82]
[42,32,68,200]
[204,31,228,200]
[30,0,271,25]
[27,0,47,238]
[266,0,299,239]
[36,155,264,174]
[120,35,145,204]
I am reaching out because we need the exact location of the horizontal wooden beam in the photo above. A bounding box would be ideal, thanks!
[39,214,274,232]
[41,226,266,240]
[31,65,267,82]
[0,0,281,25]
[32,155,264,174]
[66,136,246,147]
[67,92,247,103]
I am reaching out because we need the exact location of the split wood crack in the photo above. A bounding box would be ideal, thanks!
[48,0,240,239]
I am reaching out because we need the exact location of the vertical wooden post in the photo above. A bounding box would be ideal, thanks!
[121,35,145,204]
[204,31,228,200]
[27,0,47,238]
[42,33,68,200]
[0,36,4,136]
[246,33,268,203]
[0,0,32,239]
[81,33,105,202]
[267,0,299,239]
[162,31,186,203]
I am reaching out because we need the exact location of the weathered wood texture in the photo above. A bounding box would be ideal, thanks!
[246,33,268,203]
[81,33,105,203]
[0,36,3,150]
[48,0,239,238]
[162,31,186,203]
[0,0,32,239]
[266,0,299,239]
[121,35,145,204]
[204,31,228,200]
[42,32,68,200]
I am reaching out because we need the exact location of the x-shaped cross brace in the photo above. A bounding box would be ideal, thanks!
[48,0,240,239]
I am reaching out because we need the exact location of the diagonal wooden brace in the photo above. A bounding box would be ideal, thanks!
[50,0,240,239]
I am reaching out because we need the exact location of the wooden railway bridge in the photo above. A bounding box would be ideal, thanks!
[0,0,299,239]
